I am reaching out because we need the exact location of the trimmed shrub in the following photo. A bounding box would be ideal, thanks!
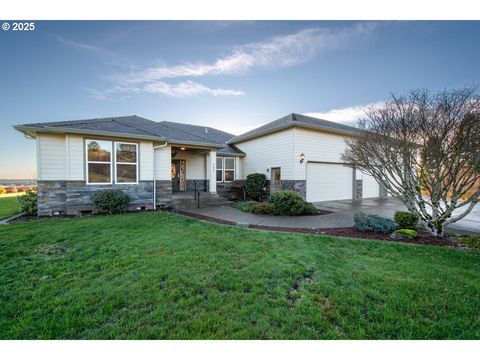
[245,173,267,201]
[269,190,305,216]
[234,200,256,213]
[17,189,37,216]
[354,212,396,233]
[92,189,130,215]
[0,186,5,195]
[303,202,318,215]
[394,211,419,229]
[251,202,276,215]
[395,229,417,237]
[454,235,480,249]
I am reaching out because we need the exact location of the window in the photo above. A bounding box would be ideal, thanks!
[86,140,138,185]
[216,157,235,182]
[115,142,138,183]
[216,157,223,182]
[86,140,112,184]
[224,157,235,182]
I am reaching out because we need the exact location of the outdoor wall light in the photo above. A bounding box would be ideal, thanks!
[298,153,305,163]
[180,147,186,151]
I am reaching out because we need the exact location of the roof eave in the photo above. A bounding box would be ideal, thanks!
[227,122,358,144]
[166,140,225,149]
[14,125,226,148]
[13,125,168,142]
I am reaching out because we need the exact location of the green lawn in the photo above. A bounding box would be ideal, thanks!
[0,195,21,220]
[0,211,479,339]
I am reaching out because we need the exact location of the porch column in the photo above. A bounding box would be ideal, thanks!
[209,150,217,194]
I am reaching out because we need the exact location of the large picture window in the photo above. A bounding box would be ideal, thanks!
[216,157,235,182]
[115,142,138,184]
[86,140,138,185]
[86,140,112,184]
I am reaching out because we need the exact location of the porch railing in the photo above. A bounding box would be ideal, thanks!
[193,180,200,208]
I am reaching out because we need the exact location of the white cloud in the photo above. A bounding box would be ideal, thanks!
[304,101,383,126]
[123,22,376,84]
[93,22,376,99]
[142,81,244,97]
[89,81,244,99]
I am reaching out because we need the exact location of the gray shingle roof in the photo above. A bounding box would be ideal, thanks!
[14,115,244,154]
[159,121,244,155]
[227,113,358,144]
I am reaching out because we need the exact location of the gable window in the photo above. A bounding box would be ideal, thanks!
[86,140,138,185]
[86,140,112,184]
[115,142,138,184]
[216,157,235,182]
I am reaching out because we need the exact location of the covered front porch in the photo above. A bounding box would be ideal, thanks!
[153,142,242,208]
[169,145,217,194]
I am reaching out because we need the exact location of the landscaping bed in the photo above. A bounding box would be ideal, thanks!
[175,209,473,249]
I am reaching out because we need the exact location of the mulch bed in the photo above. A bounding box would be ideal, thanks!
[174,209,463,248]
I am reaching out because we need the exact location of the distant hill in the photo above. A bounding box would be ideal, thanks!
[0,179,37,186]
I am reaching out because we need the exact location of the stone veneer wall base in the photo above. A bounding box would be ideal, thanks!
[37,180,173,216]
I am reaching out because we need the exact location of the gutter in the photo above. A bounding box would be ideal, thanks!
[152,142,169,210]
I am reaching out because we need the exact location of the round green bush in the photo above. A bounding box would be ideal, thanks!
[245,173,267,201]
[17,189,37,216]
[303,202,318,215]
[250,202,276,214]
[394,211,419,229]
[395,229,417,237]
[268,190,305,216]
[92,189,130,215]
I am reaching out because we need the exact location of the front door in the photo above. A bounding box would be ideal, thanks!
[171,159,186,192]
[271,167,281,192]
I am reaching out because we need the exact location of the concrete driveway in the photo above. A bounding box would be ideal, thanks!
[313,198,480,234]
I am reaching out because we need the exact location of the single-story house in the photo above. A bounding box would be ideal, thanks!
[14,113,385,216]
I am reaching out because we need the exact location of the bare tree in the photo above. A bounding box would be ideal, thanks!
[342,86,480,236]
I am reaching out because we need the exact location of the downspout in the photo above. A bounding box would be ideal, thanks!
[153,142,168,210]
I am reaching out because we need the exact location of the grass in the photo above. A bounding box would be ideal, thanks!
[0,195,21,220]
[0,211,479,339]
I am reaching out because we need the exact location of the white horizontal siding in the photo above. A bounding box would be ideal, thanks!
[235,157,241,180]
[154,145,171,181]
[38,133,66,180]
[174,151,206,179]
[293,128,351,180]
[67,135,84,180]
[235,129,295,180]
[140,141,154,181]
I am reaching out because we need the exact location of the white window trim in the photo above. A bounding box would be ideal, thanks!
[85,139,113,185]
[114,141,139,185]
[216,156,235,183]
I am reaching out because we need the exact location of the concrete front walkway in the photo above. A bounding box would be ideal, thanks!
[184,197,479,234]
[184,205,354,229]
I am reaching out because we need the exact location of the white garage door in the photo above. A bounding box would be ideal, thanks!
[362,172,380,198]
[306,163,353,202]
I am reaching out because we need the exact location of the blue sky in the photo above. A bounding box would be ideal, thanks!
[1,20,479,178]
